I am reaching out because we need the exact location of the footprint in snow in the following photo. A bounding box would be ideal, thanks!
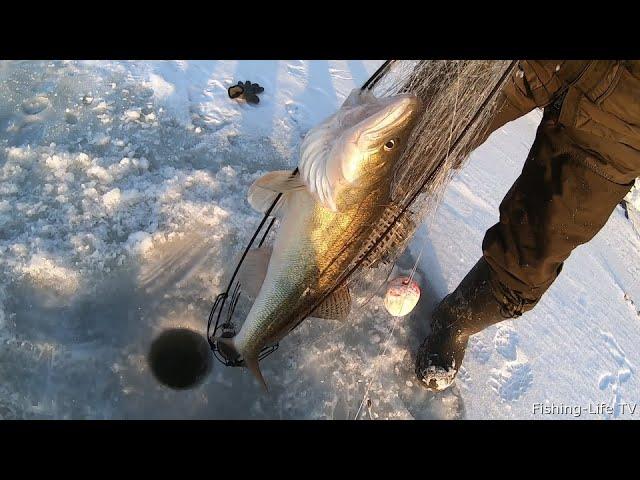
[457,365,472,387]
[21,95,50,115]
[494,325,518,361]
[622,292,640,317]
[285,101,311,129]
[487,324,531,401]
[488,360,533,402]
[597,330,635,418]
[468,336,492,364]
[286,61,307,79]
[328,67,352,81]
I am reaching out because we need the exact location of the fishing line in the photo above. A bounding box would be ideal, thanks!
[352,217,432,420]
[354,322,398,419]
[404,62,461,287]
[403,71,460,286]
[353,300,402,420]
[352,210,437,419]
[358,264,395,309]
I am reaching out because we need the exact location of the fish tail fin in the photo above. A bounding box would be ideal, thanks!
[216,336,268,392]
[245,354,269,392]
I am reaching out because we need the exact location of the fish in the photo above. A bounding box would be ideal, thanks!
[217,88,421,389]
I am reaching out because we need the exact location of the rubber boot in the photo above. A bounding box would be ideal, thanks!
[415,257,522,391]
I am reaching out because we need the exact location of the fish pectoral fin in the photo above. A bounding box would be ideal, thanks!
[247,170,306,217]
[310,284,351,322]
[237,246,273,299]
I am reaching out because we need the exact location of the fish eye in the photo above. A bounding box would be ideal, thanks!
[384,139,396,151]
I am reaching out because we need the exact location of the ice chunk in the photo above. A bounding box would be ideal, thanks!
[124,110,141,122]
[102,188,121,211]
[87,165,113,184]
[21,255,80,297]
[125,231,154,256]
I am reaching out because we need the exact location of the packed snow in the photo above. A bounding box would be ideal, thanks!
[0,60,638,419]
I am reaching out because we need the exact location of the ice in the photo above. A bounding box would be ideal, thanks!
[125,231,153,255]
[21,254,80,297]
[0,60,638,419]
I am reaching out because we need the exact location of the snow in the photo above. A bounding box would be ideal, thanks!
[625,179,640,235]
[0,60,638,419]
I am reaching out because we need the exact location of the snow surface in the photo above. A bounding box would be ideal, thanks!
[0,60,638,419]
[625,179,640,236]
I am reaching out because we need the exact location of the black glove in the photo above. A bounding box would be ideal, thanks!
[228,80,264,104]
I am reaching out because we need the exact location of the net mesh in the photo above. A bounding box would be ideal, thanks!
[322,60,517,311]
[215,60,517,344]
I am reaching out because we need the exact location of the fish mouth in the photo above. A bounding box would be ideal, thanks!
[356,94,421,145]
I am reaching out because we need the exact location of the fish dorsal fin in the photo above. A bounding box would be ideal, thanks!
[247,170,306,217]
[237,246,272,299]
[310,284,351,321]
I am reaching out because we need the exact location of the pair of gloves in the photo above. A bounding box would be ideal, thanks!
[228,81,264,104]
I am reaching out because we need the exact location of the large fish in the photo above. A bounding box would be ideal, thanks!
[217,89,421,389]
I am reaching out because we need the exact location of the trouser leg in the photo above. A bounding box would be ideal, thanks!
[482,111,636,313]
[416,111,636,390]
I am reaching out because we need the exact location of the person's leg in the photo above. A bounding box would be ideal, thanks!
[483,112,636,309]
[416,110,636,390]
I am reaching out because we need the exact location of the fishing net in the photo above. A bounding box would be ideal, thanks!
[208,60,517,360]
[378,61,514,218]
[325,60,517,309]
